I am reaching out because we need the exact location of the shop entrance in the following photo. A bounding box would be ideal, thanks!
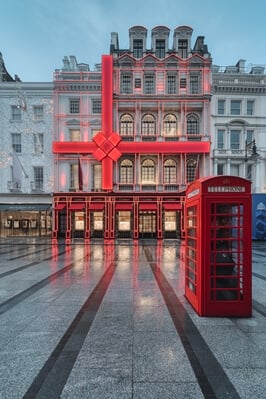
[164,211,181,238]
[116,211,132,238]
[139,211,156,238]
[71,211,84,238]
[91,211,104,238]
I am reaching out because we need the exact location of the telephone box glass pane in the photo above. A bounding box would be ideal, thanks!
[210,203,244,301]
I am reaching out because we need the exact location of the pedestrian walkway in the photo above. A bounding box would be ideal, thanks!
[0,238,265,398]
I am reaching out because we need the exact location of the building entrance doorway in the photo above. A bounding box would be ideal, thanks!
[139,211,156,238]
[71,211,84,238]
[91,211,104,238]
[116,211,132,238]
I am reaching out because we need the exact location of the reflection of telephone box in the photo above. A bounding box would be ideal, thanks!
[184,176,252,317]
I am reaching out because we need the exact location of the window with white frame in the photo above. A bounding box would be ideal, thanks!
[218,100,225,115]
[34,133,44,153]
[11,105,21,121]
[33,105,44,121]
[12,133,22,153]
[120,159,133,183]
[34,166,43,190]
[217,129,225,149]
[230,130,240,149]
[246,100,254,116]
[142,114,156,137]
[163,159,177,184]
[69,98,80,114]
[120,73,132,94]
[120,114,134,138]
[141,159,155,184]
[144,74,155,94]
[230,100,241,115]
[163,114,177,137]
[167,74,177,94]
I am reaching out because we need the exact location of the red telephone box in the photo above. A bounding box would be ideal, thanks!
[184,176,252,317]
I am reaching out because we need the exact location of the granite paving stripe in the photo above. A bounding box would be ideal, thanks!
[144,246,241,399]
[0,246,67,279]
[22,254,117,399]
[7,245,56,261]
[0,252,86,315]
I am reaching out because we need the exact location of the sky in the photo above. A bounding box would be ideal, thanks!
[1,0,266,82]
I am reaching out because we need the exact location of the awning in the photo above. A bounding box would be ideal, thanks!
[163,203,182,211]
[89,203,105,210]
[0,204,51,211]
[139,203,157,211]
[69,203,85,211]
[115,203,133,211]
[54,203,66,211]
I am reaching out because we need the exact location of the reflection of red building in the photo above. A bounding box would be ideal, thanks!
[52,26,211,243]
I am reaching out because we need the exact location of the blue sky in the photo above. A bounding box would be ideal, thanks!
[1,0,266,81]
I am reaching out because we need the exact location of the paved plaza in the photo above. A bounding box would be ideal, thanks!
[0,237,265,399]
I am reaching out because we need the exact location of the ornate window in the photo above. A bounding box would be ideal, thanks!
[120,114,134,139]
[141,114,156,138]
[163,159,177,184]
[186,159,197,183]
[141,159,155,184]
[163,114,177,137]
[186,114,199,136]
[120,159,133,183]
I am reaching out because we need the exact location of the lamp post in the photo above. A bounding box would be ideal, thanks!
[244,139,259,180]
[245,139,258,162]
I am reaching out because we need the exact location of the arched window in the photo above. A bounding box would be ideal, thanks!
[120,159,133,183]
[141,114,156,137]
[141,159,155,183]
[163,159,177,184]
[186,113,199,136]
[186,158,197,183]
[163,114,177,137]
[120,114,134,139]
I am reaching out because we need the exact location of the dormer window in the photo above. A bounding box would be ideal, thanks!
[133,39,143,58]
[155,39,165,58]
[178,40,188,58]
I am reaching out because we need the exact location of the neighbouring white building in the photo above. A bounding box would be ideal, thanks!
[0,52,53,237]
[211,59,266,192]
